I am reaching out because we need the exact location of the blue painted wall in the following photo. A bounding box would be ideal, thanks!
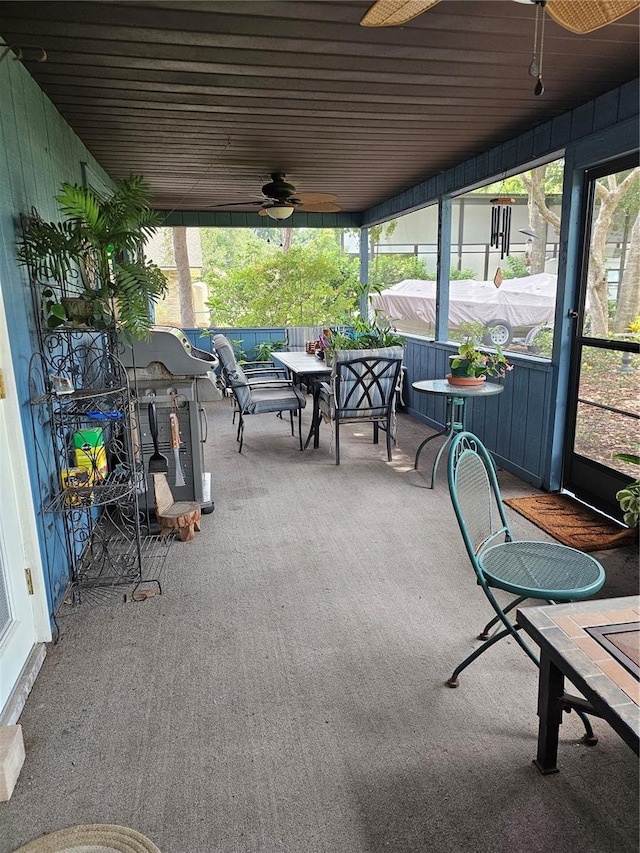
[0,56,114,620]
[401,337,553,486]
[183,327,287,362]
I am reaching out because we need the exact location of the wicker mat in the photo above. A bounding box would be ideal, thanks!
[503,493,639,552]
[13,824,161,853]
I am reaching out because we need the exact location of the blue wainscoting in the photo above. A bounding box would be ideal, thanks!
[183,327,287,362]
[402,336,553,487]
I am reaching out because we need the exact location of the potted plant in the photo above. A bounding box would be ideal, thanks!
[18,175,167,340]
[323,315,405,365]
[448,337,513,386]
[613,452,640,529]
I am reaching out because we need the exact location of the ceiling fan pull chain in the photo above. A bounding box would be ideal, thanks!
[528,1,540,77]
[534,0,546,96]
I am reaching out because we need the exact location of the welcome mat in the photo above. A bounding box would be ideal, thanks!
[13,824,161,853]
[503,493,638,552]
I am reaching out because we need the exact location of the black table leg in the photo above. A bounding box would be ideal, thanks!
[303,377,323,450]
[533,650,564,774]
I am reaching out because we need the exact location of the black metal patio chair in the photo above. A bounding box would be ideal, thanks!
[317,346,403,465]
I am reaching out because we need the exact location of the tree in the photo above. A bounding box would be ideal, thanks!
[172,226,195,327]
[521,165,560,274]
[615,208,640,334]
[368,254,428,290]
[204,229,359,326]
[587,168,640,336]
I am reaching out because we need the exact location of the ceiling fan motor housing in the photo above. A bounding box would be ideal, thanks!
[261,173,296,201]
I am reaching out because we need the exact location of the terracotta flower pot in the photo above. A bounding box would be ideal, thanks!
[446,373,487,387]
[447,354,487,386]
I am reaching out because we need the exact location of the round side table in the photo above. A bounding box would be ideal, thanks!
[412,378,504,488]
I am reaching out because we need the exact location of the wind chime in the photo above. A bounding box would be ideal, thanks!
[490,196,515,260]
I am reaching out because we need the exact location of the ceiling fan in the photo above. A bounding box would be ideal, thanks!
[213,173,341,220]
[360,0,639,34]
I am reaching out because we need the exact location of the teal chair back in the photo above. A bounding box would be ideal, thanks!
[447,431,512,587]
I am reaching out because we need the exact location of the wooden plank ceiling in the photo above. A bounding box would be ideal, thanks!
[0,0,638,214]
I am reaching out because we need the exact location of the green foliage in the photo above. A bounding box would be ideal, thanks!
[204,231,359,326]
[527,324,554,356]
[112,260,168,341]
[230,339,247,362]
[614,452,640,466]
[501,255,529,279]
[448,267,477,280]
[471,161,565,197]
[18,175,167,340]
[253,339,286,361]
[615,480,640,527]
[368,254,428,290]
[455,321,487,343]
[42,287,66,328]
[450,338,513,378]
[613,451,640,527]
[326,315,405,354]
[201,228,271,273]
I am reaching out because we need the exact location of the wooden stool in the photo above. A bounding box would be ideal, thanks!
[152,473,201,542]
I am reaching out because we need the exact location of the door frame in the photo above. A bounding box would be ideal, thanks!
[0,285,51,719]
[562,151,640,518]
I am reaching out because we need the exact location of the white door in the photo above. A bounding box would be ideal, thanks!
[0,294,47,715]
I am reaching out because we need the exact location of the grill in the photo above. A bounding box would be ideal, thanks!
[122,326,220,513]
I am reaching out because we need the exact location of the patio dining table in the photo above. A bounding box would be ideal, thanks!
[271,350,331,449]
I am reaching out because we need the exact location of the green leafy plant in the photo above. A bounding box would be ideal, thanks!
[18,175,167,340]
[253,338,286,362]
[613,452,640,528]
[325,315,405,355]
[450,337,513,378]
[230,339,247,362]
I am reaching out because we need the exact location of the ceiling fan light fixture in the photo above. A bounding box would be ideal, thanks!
[266,204,295,220]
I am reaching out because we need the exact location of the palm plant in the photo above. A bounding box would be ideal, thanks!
[18,175,167,340]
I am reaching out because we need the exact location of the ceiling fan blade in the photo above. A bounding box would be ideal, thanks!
[547,0,639,33]
[291,192,338,204]
[360,0,441,27]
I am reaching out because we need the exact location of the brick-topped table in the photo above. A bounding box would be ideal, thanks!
[516,596,639,774]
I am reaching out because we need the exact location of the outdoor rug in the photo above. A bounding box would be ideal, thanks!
[503,493,639,552]
[13,825,161,853]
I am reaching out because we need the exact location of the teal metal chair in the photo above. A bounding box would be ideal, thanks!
[446,432,606,740]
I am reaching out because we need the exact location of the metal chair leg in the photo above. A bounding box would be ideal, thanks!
[237,414,244,453]
[447,626,513,687]
[478,595,529,640]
